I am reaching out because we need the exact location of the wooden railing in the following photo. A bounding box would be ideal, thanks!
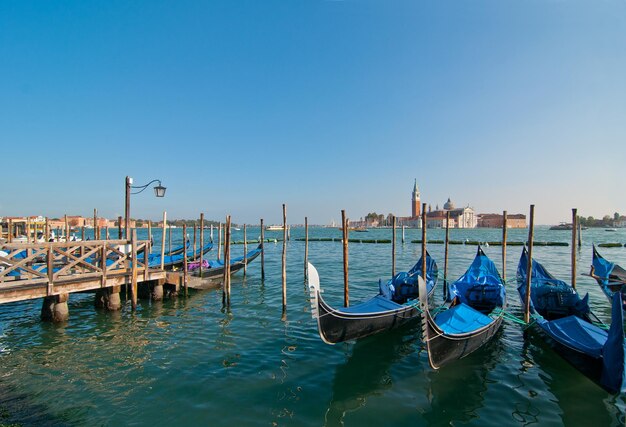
[0,238,161,303]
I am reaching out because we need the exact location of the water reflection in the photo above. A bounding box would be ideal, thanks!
[324,324,421,425]
[522,331,625,426]
[422,328,504,425]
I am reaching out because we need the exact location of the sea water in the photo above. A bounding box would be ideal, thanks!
[0,226,625,426]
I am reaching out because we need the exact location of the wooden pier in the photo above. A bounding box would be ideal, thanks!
[0,238,168,320]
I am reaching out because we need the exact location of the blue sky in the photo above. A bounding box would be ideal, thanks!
[1,0,625,225]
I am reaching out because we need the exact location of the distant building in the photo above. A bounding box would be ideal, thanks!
[425,198,476,229]
[477,213,527,228]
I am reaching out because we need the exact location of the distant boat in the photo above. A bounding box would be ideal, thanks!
[549,222,573,230]
[605,228,617,232]
[265,225,287,231]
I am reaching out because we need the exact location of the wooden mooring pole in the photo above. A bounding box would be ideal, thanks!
[260,219,265,280]
[421,203,427,281]
[572,208,577,290]
[118,216,123,239]
[243,224,248,277]
[161,212,167,270]
[199,213,204,277]
[223,215,231,306]
[502,210,508,283]
[218,223,222,261]
[342,209,349,307]
[524,204,535,324]
[282,204,288,314]
[131,230,138,310]
[183,224,188,297]
[444,210,450,299]
[392,215,396,277]
[304,217,309,281]
[93,209,98,240]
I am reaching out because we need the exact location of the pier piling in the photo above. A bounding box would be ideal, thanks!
[342,209,349,308]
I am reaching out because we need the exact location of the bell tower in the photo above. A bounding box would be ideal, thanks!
[411,179,421,218]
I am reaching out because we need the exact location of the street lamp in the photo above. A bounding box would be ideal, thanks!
[124,176,166,239]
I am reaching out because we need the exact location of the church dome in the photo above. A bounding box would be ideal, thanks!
[443,197,455,210]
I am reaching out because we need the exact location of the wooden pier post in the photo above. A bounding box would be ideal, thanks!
[578,220,582,248]
[304,217,309,281]
[402,225,405,244]
[502,210,508,282]
[210,224,214,243]
[148,220,152,245]
[7,219,12,243]
[282,204,288,313]
[199,213,205,277]
[45,217,50,242]
[444,210,450,299]
[421,203,427,281]
[160,212,167,270]
[260,219,265,280]
[64,215,69,242]
[524,204,535,324]
[41,293,69,322]
[131,229,138,310]
[183,224,188,297]
[572,208,577,290]
[342,209,349,307]
[118,216,123,239]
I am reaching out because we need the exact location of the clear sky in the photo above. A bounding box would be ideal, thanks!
[1,0,625,225]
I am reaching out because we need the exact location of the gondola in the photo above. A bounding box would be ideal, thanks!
[517,246,626,394]
[308,252,438,345]
[147,241,214,269]
[419,246,505,369]
[189,244,262,280]
[590,245,626,311]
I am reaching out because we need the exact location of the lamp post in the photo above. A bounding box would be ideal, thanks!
[124,176,166,239]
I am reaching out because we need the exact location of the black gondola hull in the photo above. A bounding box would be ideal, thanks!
[422,311,504,369]
[313,291,420,344]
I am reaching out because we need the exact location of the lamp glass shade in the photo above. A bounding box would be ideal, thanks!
[154,185,166,197]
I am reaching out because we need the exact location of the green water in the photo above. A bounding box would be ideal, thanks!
[1,226,625,426]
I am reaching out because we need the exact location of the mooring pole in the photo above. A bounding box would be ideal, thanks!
[572,208,578,290]
[421,203,427,282]
[402,225,405,244]
[160,212,167,270]
[131,229,138,311]
[578,219,582,248]
[93,209,98,240]
[193,224,197,261]
[223,215,231,306]
[282,204,288,314]
[444,211,450,299]
[243,224,248,276]
[342,209,349,307]
[183,224,188,297]
[304,217,309,281]
[502,210,508,282]
[392,215,396,277]
[260,219,265,280]
[524,204,535,324]
[199,213,204,277]
[168,224,172,256]
[218,223,222,261]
